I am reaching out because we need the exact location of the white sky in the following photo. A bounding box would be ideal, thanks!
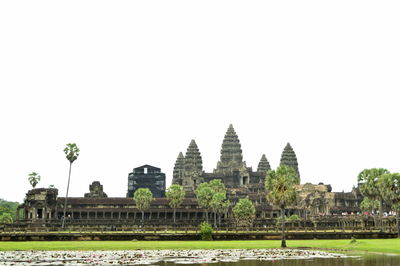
[1,1,399,202]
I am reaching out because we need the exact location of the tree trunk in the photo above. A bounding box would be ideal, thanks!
[173,208,176,224]
[380,201,383,230]
[62,162,72,228]
[396,211,399,238]
[218,213,221,227]
[281,208,286,248]
[142,211,144,227]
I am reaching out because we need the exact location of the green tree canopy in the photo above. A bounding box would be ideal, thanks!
[357,168,390,230]
[64,143,80,163]
[232,198,256,228]
[166,184,185,223]
[0,213,13,225]
[28,172,41,188]
[265,165,298,248]
[134,188,153,224]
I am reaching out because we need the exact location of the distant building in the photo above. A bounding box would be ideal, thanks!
[126,165,166,198]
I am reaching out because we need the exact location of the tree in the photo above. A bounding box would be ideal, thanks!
[134,188,153,225]
[357,168,389,230]
[266,165,298,248]
[208,179,228,227]
[210,192,227,228]
[28,172,41,188]
[166,184,185,223]
[195,182,213,223]
[0,199,20,221]
[377,173,400,237]
[62,143,80,228]
[209,179,225,193]
[360,197,380,228]
[232,198,256,228]
[0,213,13,224]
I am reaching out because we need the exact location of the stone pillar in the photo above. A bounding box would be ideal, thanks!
[95,212,98,220]
[15,208,20,221]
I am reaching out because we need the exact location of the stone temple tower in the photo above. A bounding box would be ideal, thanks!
[182,140,203,191]
[215,124,247,175]
[172,152,185,185]
[257,154,271,173]
[280,142,300,180]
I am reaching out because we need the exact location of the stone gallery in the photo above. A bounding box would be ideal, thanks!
[14,125,362,228]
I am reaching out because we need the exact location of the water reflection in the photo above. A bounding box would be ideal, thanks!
[159,254,400,266]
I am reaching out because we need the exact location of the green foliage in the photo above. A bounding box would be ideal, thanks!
[199,221,213,241]
[377,173,400,209]
[350,237,357,244]
[265,165,298,209]
[232,198,256,227]
[64,143,80,163]
[0,199,19,221]
[0,213,13,224]
[28,172,41,188]
[287,214,301,222]
[357,168,389,201]
[360,197,379,213]
[209,179,225,193]
[133,188,153,212]
[195,182,214,210]
[166,184,185,209]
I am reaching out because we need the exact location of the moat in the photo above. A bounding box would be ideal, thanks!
[0,249,399,265]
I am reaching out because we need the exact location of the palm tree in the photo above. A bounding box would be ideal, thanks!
[357,168,389,230]
[62,143,80,228]
[133,188,153,225]
[195,182,213,223]
[377,173,400,237]
[266,165,298,248]
[28,172,41,188]
[166,184,185,223]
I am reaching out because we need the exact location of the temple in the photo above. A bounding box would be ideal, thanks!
[13,124,363,228]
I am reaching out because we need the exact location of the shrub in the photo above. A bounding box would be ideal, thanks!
[199,221,213,241]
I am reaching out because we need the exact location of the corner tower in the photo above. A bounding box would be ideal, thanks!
[182,140,203,191]
[257,154,271,173]
[172,152,185,185]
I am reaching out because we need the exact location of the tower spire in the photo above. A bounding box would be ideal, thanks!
[215,124,245,173]
[182,139,203,191]
[280,142,300,180]
[172,152,184,185]
[257,154,271,173]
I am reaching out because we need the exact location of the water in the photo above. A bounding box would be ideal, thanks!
[158,255,400,266]
[0,250,399,265]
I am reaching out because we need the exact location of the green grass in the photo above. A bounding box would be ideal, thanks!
[0,239,399,254]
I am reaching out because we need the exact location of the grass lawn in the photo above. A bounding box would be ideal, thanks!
[0,239,399,254]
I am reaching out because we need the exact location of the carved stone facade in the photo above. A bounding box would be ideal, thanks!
[15,124,363,228]
[84,181,108,198]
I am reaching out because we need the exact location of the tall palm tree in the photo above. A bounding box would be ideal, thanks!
[166,184,185,223]
[357,168,389,230]
[377,173,400,237]
[133,188,153,226]
[62,143,80,228]
[266,165,298,248]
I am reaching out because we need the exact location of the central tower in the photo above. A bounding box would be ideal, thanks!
[214,124,247,175]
